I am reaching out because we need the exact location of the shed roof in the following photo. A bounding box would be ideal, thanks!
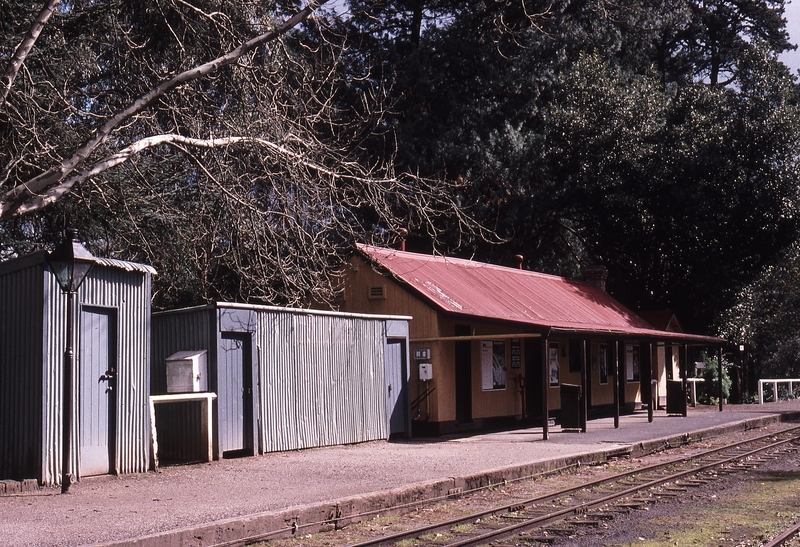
[356,244,722,344]
[0,250,156,276]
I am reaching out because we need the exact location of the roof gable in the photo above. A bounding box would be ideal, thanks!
[637,310,683,332]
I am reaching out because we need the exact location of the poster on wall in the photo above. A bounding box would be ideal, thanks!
[511,338,521,369]
[549,342,560,386]
[626,344,640,382]
[481,340,507,390]
[599,343,608,385]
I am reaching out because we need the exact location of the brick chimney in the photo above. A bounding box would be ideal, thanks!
[582,265,608,292]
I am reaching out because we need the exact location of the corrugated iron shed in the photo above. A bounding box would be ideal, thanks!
[357,244,721,344]
[151,303,411,460]
[0,250,154,486]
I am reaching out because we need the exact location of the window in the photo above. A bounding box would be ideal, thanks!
[510,338,521,369]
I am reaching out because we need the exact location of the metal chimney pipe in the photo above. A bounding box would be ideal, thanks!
[396,228,408,251]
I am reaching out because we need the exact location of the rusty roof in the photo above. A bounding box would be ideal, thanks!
[357,244,722,344]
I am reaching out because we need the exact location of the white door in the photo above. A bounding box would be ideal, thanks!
[79,308,116,476]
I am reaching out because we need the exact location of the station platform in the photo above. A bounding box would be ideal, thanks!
[4,401,800,547]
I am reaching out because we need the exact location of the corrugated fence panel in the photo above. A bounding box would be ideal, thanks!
[151,307,214,394]
[43,272,67,485]
[255,309,388,453]
[261,311,293,452]
[0,263,45,482]
[151,307,215,462]
[295,315,316,449]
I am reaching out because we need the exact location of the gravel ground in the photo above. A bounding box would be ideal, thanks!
[2,438,613,547]
[2,402,798,547]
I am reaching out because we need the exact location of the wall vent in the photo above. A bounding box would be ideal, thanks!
[368,285,386,300]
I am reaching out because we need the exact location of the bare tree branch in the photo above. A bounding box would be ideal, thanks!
[0,0,61,105]
[0,0,328,220]
[12,132,409,217]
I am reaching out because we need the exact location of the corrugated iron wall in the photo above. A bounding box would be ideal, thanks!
[42,269,67,485]
[255,309,388,453]
[151,307,215,462]
[151,307,215,394]
[0,261,45,482]
[151,305,392,460]
[42,265,152,484]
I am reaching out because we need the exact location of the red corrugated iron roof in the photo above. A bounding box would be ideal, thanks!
[357,244,722,344]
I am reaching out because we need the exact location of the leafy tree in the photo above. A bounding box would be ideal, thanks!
[672,0,793,86]
[569,46,800,331]
[718,241,800,381]
[338,0,800,331]
[698,353,731,404]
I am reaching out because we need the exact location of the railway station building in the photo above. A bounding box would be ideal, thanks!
[335,243,725,438]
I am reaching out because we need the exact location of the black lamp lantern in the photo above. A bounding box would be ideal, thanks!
[46,229,94,494]
[47,229,95,294]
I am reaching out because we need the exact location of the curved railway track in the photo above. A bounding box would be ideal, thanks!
[340,425,800,547]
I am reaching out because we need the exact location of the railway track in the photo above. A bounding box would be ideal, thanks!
[341,425,800,547]
[764,522,800,547]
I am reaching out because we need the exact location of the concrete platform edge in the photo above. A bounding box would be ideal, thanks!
[629,412,799,458]
[88,412,800,547]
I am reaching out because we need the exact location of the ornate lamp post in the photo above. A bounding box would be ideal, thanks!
[46,229,95,494]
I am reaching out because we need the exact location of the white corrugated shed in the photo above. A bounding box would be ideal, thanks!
[152,303,410,460]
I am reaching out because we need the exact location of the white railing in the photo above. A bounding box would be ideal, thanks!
[686,378,704,406]
[758,379,800,404]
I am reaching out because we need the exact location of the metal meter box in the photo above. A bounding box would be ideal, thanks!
[166,350,208,393]
[419,362,433,380]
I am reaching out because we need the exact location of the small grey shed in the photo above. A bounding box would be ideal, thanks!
[151,303,410,461]
[0,251,155,486]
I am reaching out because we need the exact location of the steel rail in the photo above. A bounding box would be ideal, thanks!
[342,425,800,547]
[442,433,800,547]
[763,522,800,547]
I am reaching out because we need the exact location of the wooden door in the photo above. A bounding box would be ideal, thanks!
[524,338,542,419]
